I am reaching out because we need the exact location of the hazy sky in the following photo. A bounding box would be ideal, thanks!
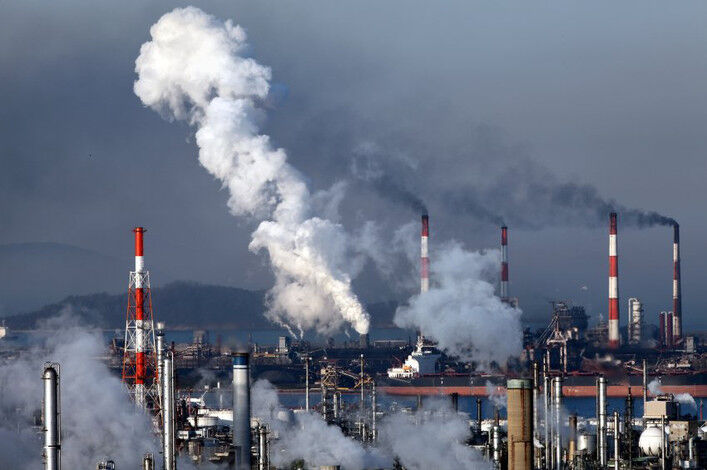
[1,1,707,329]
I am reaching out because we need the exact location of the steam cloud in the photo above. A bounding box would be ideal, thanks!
[394,241,523,364]
[252,380,390,468]
[0,310,158,469]
[648,378,697,412]
[134,7,370,335]
[252,380,490,470]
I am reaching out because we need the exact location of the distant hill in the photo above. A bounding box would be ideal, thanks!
[2,281,399,330]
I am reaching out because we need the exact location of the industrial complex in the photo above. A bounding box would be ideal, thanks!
[23,209,707,469]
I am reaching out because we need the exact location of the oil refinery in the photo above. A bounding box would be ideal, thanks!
[22,213,707,469]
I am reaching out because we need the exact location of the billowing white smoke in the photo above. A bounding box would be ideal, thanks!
[252,380,489,470]
[377,397,492,470]
[394,241,523,364]
[134,7,369,336]
[648,378,697,412]
[251,380,390,469]
[0,310,157,469]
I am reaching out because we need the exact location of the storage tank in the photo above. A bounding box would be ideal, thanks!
[507,378,533,470]
[639,426,665,456]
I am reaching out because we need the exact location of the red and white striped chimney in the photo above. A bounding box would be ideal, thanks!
[672,223,682,342]
[421,214,429,294]
[501,226,509,300]
[134,227,146,403]
[608,212,620,349]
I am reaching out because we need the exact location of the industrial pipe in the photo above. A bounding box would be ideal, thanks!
[156,322,165,414]
[598,377,607,467]
[613,412,620,470]
[143,453,154,470]
[305,356,310,412]
[258,425,268,470]
[162,353,176,470]
[233,352,252,469]
[544,375,550,470]
[553,377,562,470]
[371,381,377,442]
[43,364,61,470]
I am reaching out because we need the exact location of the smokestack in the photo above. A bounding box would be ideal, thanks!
[143,454,155,470]
[156,322,165,418]
[43,364,61,470]
[134,227,147,405]
[568,414,577,465]
[666,312,674,348]
[501,226,509,300]
[421,214,429,294]
[162,353,175,470]
[673,223,682,342]
[597,376,607,467]
[553,377,563,468]
[233,352,252,469]
[608,212,620,349]
[507,378,533,470]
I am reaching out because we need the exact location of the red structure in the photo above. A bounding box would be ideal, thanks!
[122,227,158,408]
[608,213,620,349]
[501,226,509,301]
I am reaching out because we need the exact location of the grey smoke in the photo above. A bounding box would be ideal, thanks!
[350,141,428,214]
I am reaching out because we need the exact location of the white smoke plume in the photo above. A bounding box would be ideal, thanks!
[647,378,696,412]
[394,241,523,364]
[486,380,507,409]
[377,397,492,470]
[251,380,390,469]
[648,378,663,396]
[0,310,157,469]
[252,380,490,470]
[134,7,369,336]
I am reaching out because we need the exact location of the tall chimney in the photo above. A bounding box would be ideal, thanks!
[501,226,509,300]
[162,353,175,470]
[608,212,620,349]
[507,379,533,470]
[672,223,682,342]
[666,312,673,348]
[233,352,252,469]
[421,214,429,294]
[597,376,608,467]
[43,364,61,470]
[134,227,147,404]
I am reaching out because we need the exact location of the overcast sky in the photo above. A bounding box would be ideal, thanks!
[1,1,706,330]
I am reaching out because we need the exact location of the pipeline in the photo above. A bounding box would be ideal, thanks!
[43,364,61,470]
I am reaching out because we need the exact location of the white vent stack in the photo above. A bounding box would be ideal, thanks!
[597,376,608,467]
[43,364,61,470]
[233,352,252,469]
[608,212,620,349]
[162,353,175,470]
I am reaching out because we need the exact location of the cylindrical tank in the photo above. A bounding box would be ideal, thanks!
[43,364,61,470]
[507,378,533,470]
[233,352,252,469]
[638,426,665,456]
[577,433,596,454]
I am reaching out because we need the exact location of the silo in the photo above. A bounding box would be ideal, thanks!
[507,378,533,470]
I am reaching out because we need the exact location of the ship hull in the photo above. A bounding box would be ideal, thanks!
[379,373,707,397]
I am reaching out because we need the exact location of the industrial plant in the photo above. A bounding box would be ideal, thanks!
[25,211,707,470]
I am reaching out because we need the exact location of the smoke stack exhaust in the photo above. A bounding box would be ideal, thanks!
[673,224,682,342]
[233,352,252,469]
[43,364,61,470]
[608,212,620,349]
[421,214,429,294]
[501,226,509,300]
